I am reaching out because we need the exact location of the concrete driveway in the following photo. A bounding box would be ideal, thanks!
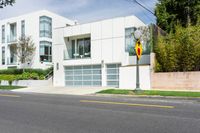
[12,86,108,95]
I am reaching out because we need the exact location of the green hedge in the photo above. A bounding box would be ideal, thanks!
[0,69,23,75]
[0,73,45,81]
[0,68,52,85]
[0,67,53,76]
[0,68,52,86]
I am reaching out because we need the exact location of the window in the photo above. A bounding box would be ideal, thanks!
[125,27,136,55]
[2,25,5,43]
[125,27,151,56]
[39,16,52,38]
[10,23,17,42]
[72,38,91,59]
[21,20,25,37]
[2,47,5,65]
[40,41,52,62]
[72,40,76,58]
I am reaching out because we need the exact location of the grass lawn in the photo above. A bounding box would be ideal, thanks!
[97,89,200,98]
[0,86,26,90]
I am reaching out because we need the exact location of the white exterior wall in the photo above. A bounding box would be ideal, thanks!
[0,10,75,69]
[53,15,152,89]
[119,66,151,90]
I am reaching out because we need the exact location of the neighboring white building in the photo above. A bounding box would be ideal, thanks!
[53,16,152,89]
[0,10,75,69]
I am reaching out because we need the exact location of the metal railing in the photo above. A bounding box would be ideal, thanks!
[7,35,17,43]
[45,70,53,80]
[63,49,91,60]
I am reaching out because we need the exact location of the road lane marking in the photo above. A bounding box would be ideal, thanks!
[0,94,21,98]
[80,100,175,109]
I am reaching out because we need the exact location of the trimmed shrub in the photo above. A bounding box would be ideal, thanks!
[0,75,17,86]
[0,67,53,83]
[0,67,53,76]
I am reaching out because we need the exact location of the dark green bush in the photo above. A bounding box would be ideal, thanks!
[0,69,23,75]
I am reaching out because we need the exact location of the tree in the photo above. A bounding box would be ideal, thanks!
[155,0,200,33]
[154,24,200,72]
[0,0,15,8]
[13,36,36,69]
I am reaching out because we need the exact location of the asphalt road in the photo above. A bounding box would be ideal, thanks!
[0,91,200,133]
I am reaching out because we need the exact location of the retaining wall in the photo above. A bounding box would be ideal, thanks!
[151,71,200,91]
[0,79,52,87]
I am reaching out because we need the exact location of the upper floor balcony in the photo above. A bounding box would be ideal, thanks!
[63,35,91,60]
[64,49,91,60]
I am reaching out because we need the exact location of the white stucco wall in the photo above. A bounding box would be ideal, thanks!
[119,65,151,90]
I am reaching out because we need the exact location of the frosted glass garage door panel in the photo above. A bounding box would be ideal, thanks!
[64,65,102,87]
[106,64,120,87]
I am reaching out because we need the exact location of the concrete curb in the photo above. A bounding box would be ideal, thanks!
[92,93,200,101]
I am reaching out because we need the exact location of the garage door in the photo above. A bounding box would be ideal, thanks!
[106,64,120,87]
[65,65,102,87]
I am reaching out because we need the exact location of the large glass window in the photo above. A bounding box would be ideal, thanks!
[2,47,5,65]
[10,23,17,42]
[125,27,150,56]
[72,38,91,59]
[39,16,52,38]
[40,41,52,62]
[21,20,25,37]
[2,25,5,43]
[125,27,136,55]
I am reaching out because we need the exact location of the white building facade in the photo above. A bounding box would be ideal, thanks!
[0,10,75,69]
[53,16,152,89]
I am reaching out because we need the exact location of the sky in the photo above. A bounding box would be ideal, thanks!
[0,0,157,24]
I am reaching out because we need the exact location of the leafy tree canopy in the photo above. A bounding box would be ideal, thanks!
[155,0,200,32]
[0,0,15,8]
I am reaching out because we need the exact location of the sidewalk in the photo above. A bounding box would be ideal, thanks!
[12,86,108,95]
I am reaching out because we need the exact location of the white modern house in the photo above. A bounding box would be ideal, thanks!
[53,16,152,89]
[0,10,75,69]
